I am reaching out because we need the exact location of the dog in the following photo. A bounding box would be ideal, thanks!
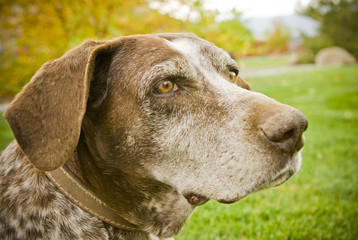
[0,33,307,240]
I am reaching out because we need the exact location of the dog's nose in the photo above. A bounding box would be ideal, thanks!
[260,107,308,153]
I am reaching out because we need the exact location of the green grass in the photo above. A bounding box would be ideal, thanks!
[238,55,291,69]
[0,65,357,239]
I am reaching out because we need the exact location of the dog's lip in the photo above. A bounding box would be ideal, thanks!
[216,196,244,204]
[183,190,245,206]
[183,193,242,206]
[183,192,210,206]
[255,169,295,192]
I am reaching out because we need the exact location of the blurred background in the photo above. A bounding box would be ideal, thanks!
[0,0,357,97]
[0,0,357,239]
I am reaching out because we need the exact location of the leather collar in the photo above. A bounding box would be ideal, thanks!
[46,166,142,232]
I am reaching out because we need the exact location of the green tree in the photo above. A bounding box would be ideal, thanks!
[297,0,358,62]
[265,21,291,54]
[214,10,253,57]
[184,7,253,58]
[0,0,187,96]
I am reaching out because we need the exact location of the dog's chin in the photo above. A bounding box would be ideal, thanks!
[254,169,295,192]
[183,170,295,206]
[215,169,296,204]
[184,153,302,206]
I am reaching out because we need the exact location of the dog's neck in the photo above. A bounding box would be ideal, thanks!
[62,151,160,240]
[64,150,84,181]
[46,164,142,230]
[63,138,187,239]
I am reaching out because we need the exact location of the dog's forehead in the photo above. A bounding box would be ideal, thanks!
[110,34,239,98]
[162,36,236,71]
[156,35,241,93]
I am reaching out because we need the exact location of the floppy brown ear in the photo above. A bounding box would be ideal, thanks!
[4,39,120,171]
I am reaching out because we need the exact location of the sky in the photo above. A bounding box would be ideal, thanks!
[205,0,312,18]
[150,0,313,21]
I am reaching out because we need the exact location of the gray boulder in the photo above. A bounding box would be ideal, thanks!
[315,46,356,66]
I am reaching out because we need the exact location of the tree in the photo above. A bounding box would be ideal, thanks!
[213,10,253,57]
[0,0,186,96]
[297,0,358,62]
[0,0,253,96]
[265,21,291,54]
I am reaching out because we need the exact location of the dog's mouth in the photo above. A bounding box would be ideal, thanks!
[183,169,295,206]
[183,191,243,206]
[254,169,295,192]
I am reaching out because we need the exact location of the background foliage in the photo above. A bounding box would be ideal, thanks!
[1,0,357,95]
[0,0,253,96]
[297,0,358,63]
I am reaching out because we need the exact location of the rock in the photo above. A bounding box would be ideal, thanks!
[288,54,299,65]
[315,46,356,66]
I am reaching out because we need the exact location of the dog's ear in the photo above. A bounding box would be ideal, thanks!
[236,75,251,90]
[4,39,121,171]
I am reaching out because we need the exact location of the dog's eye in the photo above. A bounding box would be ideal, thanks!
[229,71,237,83]
[155,80,178,94]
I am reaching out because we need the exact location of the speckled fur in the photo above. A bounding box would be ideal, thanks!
[0,142,107,239]
[0,142,167,240]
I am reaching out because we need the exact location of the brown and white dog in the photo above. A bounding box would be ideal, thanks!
[0,33,307,240]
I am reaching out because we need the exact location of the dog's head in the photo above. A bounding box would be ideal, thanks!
[4,33,307,237]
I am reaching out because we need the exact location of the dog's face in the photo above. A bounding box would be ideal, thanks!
[5,33,307,238]
[79,33,307,236]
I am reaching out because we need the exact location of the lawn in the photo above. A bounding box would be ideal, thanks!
[1,65,357,239]
[238,55,291,69]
